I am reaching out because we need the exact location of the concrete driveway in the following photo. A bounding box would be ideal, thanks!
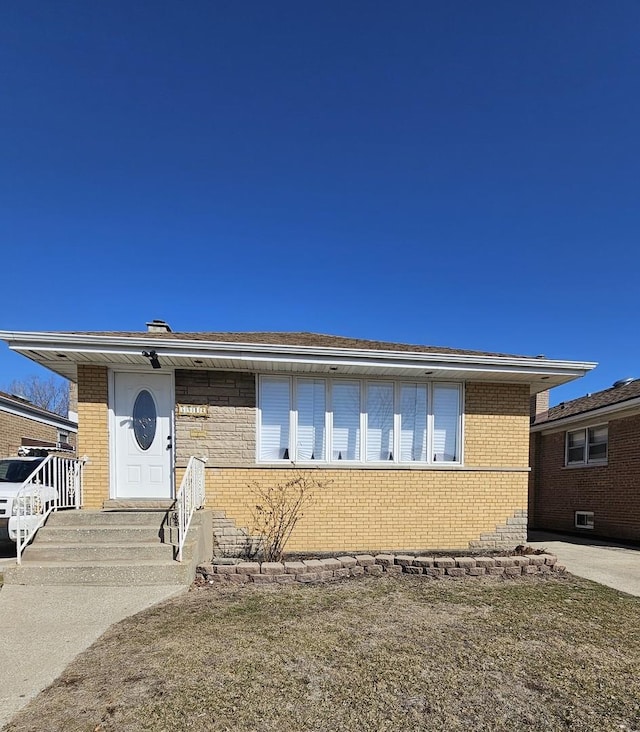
[528,531,640,597]
[0,543,184,729]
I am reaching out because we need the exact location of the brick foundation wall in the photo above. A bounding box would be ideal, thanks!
[77,365,110,508]
[207,467,528,552]
[532,412,640,541]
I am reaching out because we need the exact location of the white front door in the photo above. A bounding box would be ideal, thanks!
[113,372,173,499]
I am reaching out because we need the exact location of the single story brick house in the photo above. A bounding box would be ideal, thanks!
[530,378,640,542]
[0,390,77,457]
[0,321,595,551]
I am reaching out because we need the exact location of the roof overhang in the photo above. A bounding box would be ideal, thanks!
[0,393,77,431]
[531,396,640,433]
[0,331,597,395]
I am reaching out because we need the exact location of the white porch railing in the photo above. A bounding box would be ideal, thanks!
[13,455,85,564]
[175,456,206,562]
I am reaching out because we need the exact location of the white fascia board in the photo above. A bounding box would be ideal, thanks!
[0,331,597,378]
[531,396,640,433]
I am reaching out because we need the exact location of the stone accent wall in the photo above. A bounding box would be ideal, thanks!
[532,412,640,541]
[77,365,110,509]
[197,552,562,585]
[0,410,70,457]
[468,509,528,549]
[174,370,256,465]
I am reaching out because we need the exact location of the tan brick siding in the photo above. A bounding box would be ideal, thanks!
[532,412,640,541]
[77,365,110,508]
[207,467,528,551]
[464,383,530,467]
[0,411,71,456]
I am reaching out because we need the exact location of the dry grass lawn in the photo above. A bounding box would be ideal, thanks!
[4,574,640,732]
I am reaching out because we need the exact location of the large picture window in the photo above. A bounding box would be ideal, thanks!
[258,376,462,465]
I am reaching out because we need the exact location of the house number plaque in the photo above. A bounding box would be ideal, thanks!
[177,404,208,417]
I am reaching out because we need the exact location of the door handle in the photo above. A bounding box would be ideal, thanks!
[167,435,173,450]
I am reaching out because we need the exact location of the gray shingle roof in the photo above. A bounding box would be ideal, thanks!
[67,330,532,359]
[533,379,640,426]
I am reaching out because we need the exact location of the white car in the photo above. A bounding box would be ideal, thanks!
[0,457,51,542]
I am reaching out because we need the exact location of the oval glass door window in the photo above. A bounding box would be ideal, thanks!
[133,390,157,450]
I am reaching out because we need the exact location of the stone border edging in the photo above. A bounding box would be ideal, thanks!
[196,552,564,585]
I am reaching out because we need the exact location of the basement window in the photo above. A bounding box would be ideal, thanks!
[575,511,594,530]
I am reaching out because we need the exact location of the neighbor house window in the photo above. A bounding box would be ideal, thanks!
[258,376,462,465]
[566,425,608,466]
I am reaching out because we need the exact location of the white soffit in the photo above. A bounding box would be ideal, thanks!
[0,331,597,392]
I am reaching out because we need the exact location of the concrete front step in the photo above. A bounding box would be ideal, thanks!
[102,499,175,510]
[3,509,214,587]
[48,510,168,527]
[35,526,163,544]
[3,560,193,586]
[22,541,192,563]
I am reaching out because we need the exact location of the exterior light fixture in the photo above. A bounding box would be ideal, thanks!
[142,350,161,369]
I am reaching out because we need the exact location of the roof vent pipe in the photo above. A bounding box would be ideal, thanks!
[613,378,635,388]
[146,320,172,333]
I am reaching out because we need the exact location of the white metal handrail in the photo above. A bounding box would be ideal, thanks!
[176,456,206,562]
[13,455,85,564]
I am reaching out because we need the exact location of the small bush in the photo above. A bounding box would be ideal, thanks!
[248,471,327,562]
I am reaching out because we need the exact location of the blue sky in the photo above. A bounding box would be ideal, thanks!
[1,1,638,405]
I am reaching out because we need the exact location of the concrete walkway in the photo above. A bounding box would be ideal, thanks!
[0,582,184,728]
[528,531,640,597]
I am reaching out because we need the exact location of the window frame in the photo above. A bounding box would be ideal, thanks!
[565,423,608,467]
[575,511,594,530]
[257,375,463,466]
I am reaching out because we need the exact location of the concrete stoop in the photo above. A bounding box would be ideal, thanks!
[2,509,213,587]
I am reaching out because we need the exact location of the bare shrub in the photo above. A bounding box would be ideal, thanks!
[248,471,327,562]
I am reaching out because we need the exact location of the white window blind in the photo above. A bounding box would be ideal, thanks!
[432,384,460,462]
[257,376,464,465]
[366,382,394,461]
[296,378,326,461]
[259,376,291,461]
[399,383,428,462]
[332,381,360,460]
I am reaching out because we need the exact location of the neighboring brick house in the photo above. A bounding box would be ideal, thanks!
[0,390,77,457]
[0,321,595,552]
[530,379,640,542]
